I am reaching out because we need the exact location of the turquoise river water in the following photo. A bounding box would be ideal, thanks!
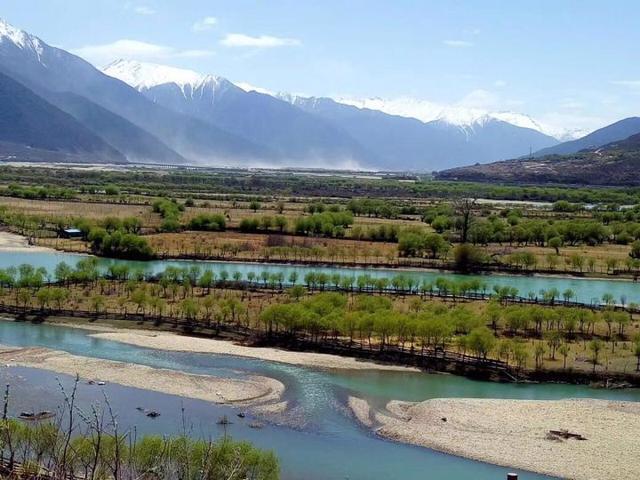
[1,251,639,479]
[1,250,639,305]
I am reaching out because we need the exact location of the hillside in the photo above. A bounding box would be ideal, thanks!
[533,117,640,157]
[0,70,125,163]
[436,132,640,186]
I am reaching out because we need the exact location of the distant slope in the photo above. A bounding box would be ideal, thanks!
[436,131,640,186]
[103,60,374,167]
[45,91,185,164]
[283,96,558,171]
[0,70,125,163]
[533,117,640,157]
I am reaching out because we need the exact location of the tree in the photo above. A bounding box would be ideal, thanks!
[545,331,562,360]
[453,244,485,272]
[588,339,603,373]
[249,200,261,212]
[180,298,199,323]
[548,236,563,255]
[452,197,477,243]
[558,343,570,369]
[534,343,545,369]
[465,327,496,359]
[630,240,640,259]
[90,295,105,315]
[274,216,288,232]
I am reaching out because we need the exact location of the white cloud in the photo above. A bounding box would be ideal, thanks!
[443,39,473,48]
[494,80,507,88]
[221,33,301,48]
[611,80,640,89]
[72,39,213,65]
[192,16,218,32]
[134,6,155,15]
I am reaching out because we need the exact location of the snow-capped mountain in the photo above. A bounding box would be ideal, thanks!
[334,96,577,140]
[0,17,44,57]
[0,17,598,171]
[277,95,559,171]
[103,59,206,91]
[0,18,265,164]
[102,60,376,167]
[103,59,235,100]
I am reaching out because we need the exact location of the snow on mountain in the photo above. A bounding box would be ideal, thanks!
[103,59,204,89]
[102,59,233,101]
[0,17,45,60]
[100,58,582,142]
[234,81,275,96]
[334,95,576,140]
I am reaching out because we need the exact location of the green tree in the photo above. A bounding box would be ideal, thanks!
[588,339,603,373]
[465,327,496,359]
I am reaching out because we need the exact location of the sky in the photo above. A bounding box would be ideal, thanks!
[3,0,640,137]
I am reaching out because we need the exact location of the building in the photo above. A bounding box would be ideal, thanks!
[60,228,83,239]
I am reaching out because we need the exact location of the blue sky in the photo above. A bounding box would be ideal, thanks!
[3,0,640,135]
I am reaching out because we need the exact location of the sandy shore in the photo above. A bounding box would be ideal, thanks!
[0,346,284,407]
[89,328,419,372]
[349,396,640,480]
[0,231,55,252]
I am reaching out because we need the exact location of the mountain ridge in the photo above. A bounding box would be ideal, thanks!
[532,117,640,157]
[0,69,125,163]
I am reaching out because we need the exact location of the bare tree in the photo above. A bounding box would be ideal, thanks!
[452,196,477,243]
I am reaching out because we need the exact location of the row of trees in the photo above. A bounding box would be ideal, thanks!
[3,260,639,372]
[293,211,354,238]
[4,259,636,312]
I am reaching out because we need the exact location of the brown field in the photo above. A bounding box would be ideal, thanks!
[146,231,400,264]
[0,195,421,233]
[0,196,161,226]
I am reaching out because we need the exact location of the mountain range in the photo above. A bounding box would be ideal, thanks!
[0,17,637,173]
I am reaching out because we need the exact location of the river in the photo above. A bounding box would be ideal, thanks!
[2,321,640,480]
[1,250,640,479]
[1,250,639,305]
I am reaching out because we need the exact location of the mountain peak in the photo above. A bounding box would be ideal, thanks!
[0,17,44,58]
[102,59,207,89]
